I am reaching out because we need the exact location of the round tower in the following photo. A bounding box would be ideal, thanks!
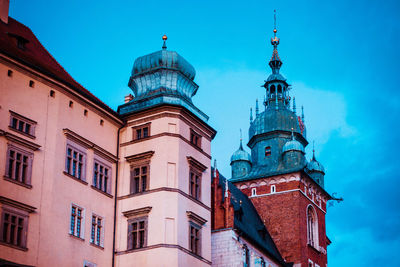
[282,131,306,169]
[230,138,252,179]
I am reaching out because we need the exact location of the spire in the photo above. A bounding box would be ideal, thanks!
[239,129,243,150]
[312,141,316,160]
[224,177,229,198]
[250,107,253,121]
[301,105,305,122]
[292,96,296,114]
[256,99,259,116]
[269,10,282,74]
[162,35,167,50]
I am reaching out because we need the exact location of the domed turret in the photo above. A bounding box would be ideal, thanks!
[119,36,209,122]
[282,131,306,169]
[231,137,252,179]
[307,149,325,187]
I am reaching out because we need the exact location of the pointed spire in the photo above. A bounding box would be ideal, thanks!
[224,178,229,198]
[292,97,296,114]
[255,99,259,116]
[162,35,167,50]
[269,10,282,74]
[250,107,253,121]
[312,141,316,161]
[239,129,243,150]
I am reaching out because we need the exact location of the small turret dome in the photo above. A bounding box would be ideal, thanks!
[307,157,325,174]
[230,145,252,163]
[282,139,305,154]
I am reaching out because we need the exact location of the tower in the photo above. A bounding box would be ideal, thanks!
[115,36,216,266]
[230,14,332,267]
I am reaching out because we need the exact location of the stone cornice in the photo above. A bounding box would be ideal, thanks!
[0,129,41,151]
[186,211,207,225]
[0,196,36,213]
[122,206,152,218]
[125,151,155,163]
[187,156,207,172]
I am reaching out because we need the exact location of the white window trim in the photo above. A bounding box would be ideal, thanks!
[70,203,85,239]
[271,185,276,193]
[251,188,257,196]
[90,213,105,247]
[93,154,112,194]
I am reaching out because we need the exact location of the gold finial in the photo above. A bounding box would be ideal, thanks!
[162,35,167,49]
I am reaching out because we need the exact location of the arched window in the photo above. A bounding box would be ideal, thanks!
[277,84,282,93]
[307,205,318,247]
[270,85,276,95]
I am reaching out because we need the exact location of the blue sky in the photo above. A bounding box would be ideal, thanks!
[11,0,400,265]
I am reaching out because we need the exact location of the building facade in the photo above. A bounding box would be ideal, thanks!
[0,2,333,267]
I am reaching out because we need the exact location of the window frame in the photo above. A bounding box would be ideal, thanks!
[130,164,149,194]
[306,205,319,249]
[70,204,85,239]
[93,158,112,194]
[65,141,87,182]
[0,205,29,249]
[5,144,34,187]
[127,216,148,250]
[90,214,104,247]
[190,129,202,148]
[265,146,271,157]
[189,168,201,200]
[9,111,36,138]
[189,222,201,255]
[132,123,151,141]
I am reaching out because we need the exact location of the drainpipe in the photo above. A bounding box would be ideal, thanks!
[112,125,123,267]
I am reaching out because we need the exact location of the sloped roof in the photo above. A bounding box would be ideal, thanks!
[213,169,288,266]
[0,18,120,119]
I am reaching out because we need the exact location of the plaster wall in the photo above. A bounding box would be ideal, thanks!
[0,60,120,266]
[211,229,280,267]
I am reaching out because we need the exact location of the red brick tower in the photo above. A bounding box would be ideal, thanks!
[230,12,332,267]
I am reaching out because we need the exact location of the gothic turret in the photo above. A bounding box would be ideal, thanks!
[307,148,325,188]
[282,130,306,169]
[230,136,252,179]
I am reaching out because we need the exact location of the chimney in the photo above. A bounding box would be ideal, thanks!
[0,0,9,24]
[124,94,134,103]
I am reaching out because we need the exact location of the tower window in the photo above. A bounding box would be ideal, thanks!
[69,101,73,108]
[251,188,257,196]
[307,205,318,248]
[190,129,202,148]
[265,146,271,157]
[7,70,13,77]
[50,90,55,97]
[100,119,104,126]
[133,123,151,140]
[84,109,88,116]
[271,185,276,193]
[29,80,34,88]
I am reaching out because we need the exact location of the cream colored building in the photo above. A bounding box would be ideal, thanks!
[0,1,216,266]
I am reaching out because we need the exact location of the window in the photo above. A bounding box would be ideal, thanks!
[93,161,111,194]
[5,145,33,186]
[0,208,28,248]
[127,217,147,250]
[65,144,86,181]
[132,123,150,140]
[84,261,97,267]
[307,205,318,248]
[187,157,206,201]
[50,90,55,97]
[189,170,201,200]
[308,260,314,267]
[189,224,200,255]
[9,111,36,137]
[265,146,271,157]
[186,211,206,256]
[100,119,104,126]
[243,245,250,267]
[84,109,88,116]
[7,70,13,77]
[190,129,201,148]
[130,165,148,194]
[271,185,276,193]
[90,214,103,247]
[29,80,34,87]
[260,257,266,267]
[69,101,74,108]
[70,205,84,238]
[251,188,257,196]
